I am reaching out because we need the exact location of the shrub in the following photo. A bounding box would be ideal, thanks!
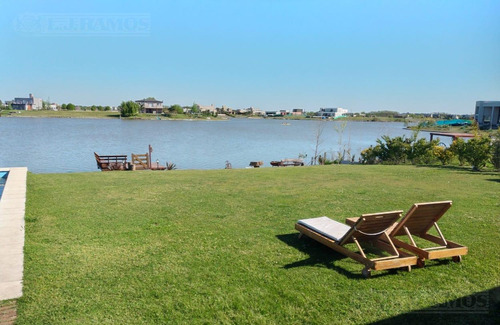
[491,131,500,170]
[360,146,379,164]
[408,138,439,164]
[450,138,467,166]
[119,101,140,117]
[166,162,177,170]
[375,135,411,164]
[463,135,492,171]
[433,146,454,165]
[167,104,184,115]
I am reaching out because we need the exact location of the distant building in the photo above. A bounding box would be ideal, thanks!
[265,111,279,117]
[475,101,500,129]
[199,104,217,114]
[49,103,58,111]
[291,109,304,116]
[136,97,163,114]
[11,93,42,110]
[318,107,348,118]
[249,107,265,115]
[217,105,233,114]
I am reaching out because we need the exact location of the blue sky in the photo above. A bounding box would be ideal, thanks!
[0,0,499,113]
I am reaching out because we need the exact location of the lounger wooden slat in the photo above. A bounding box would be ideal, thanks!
[392,201,451,236]
[390,201,467,264]
[296,210,418,277]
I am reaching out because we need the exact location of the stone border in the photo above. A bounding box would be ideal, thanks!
[0,167,27,301]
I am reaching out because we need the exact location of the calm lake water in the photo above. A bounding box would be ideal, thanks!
[0,117,421,173]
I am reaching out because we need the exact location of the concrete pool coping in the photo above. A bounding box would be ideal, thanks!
[0,167,27,301]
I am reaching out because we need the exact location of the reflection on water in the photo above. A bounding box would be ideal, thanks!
[0,117,419,173]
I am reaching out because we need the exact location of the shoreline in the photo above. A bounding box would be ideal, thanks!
[1,112,418,123]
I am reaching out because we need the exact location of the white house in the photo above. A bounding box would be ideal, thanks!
[318,107,348,118]
[249,107,265,115]
[475,101,500,129]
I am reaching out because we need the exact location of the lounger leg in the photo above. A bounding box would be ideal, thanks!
[298,232,303,239]
[452,256,462,263]
[433,222,448,246]
[417,259,425,268]
[404,226,417,247]
[353,238,367,259]
[362,267,371,278]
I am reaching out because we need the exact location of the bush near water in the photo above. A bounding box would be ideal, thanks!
[361,130,500,171]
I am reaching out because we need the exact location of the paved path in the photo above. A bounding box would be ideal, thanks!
[0,167,27,301]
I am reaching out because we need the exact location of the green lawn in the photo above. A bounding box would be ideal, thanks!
[2,109,121,119]
[16,166,500,324]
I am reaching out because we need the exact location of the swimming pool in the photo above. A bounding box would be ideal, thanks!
[0,171,8,198]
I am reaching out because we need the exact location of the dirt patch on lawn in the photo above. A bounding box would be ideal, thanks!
[0,301,16,325]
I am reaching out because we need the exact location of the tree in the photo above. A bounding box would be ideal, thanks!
[191,103,200,114]
[333,120,351,163]
[463,135,492,171]
[119,101,140,117]
[375,135,411,164]
[168,104,183,114]
[450,138,467,166]
[312,120,326,165]
[61,103,67,110]
[66,103,75,110]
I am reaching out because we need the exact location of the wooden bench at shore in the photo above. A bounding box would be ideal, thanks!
[94,152,129,171]
[132,152,166,170]
[270,159,304,167]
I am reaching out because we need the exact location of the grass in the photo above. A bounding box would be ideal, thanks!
[0,110,227,121]
[2,110,120,119]
[16,165,500,324]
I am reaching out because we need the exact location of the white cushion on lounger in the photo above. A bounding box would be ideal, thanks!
[297,216,351,242]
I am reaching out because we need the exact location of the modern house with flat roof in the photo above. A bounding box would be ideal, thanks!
[318,107,348,118]
[11,93,42,110]
[475,101,500,129]
[135,97,163,114]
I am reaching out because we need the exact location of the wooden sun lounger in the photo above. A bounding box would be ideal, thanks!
[295,211,418,277]
[346,201,468,266]
[389,201,468,265]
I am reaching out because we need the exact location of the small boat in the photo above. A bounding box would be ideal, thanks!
[270,159,304,167]
[282,122,291,126]
[249,161,264,168]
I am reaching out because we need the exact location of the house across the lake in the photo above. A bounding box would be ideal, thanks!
[318,107,348,119]
[135,97,163,114]
[475,101,500,129]
[11,93,43,110]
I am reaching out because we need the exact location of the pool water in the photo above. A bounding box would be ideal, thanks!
[0,171,8,198]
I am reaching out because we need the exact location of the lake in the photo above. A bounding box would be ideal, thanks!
[0,117,421,173]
